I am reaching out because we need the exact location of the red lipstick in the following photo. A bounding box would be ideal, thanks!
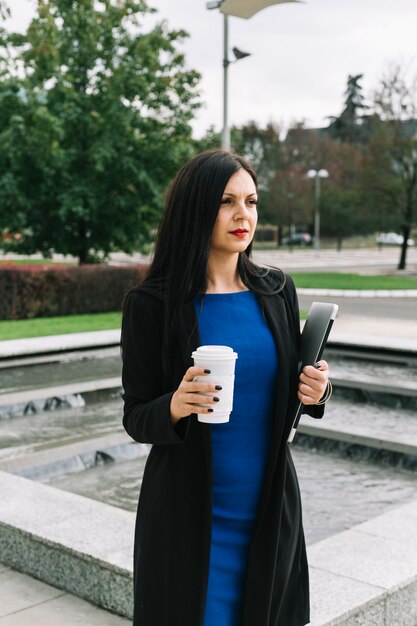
[230,229,248,238]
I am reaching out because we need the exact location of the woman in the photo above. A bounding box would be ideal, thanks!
[121,149,330,626]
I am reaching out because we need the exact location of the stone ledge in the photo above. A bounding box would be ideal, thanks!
[297,421,417,459]
[0,471,416,623]
[0,471,134,619]
[0,377,121,408]
[0,433,149,481]
[308,499,417,625]
[330,375,417,397]
[0,330,121,359]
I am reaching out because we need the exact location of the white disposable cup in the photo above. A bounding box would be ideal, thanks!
[192,345,238,377]
[192,346,238,423]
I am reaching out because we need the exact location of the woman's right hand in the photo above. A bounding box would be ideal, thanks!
[170,366,222,424]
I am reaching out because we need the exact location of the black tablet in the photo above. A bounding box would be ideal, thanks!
[287,301,338,443]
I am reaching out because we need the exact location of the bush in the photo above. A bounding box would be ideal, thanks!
[0,263,149,320]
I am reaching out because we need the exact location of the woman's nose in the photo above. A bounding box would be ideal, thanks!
[234,200,250,218]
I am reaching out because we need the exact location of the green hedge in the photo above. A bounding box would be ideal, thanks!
[0,263,149,320]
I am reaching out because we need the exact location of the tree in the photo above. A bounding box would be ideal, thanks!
[370,62,417,269]
[231,121,283,224]
[320,188,358,250]
[318,139,363,249]
[328,74,369,143]
[195,121,284,225]
[283,122,367,248]
[268,164,311,243]
[0,0,200,263]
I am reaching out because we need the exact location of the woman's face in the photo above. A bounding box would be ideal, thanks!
[209,168,258,258]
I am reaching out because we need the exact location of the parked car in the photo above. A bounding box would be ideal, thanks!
[281,232,312,246]
[376,232,415,246]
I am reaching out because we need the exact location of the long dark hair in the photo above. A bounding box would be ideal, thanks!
[143,149,284,331]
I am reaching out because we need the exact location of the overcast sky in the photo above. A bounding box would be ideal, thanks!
[5,0,417,137]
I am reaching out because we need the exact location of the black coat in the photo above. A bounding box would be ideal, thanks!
[121,271,324,626]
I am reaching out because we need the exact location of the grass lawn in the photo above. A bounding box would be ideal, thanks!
[0,308,308,341]
[0,312,122,341]
[291,272,417,290]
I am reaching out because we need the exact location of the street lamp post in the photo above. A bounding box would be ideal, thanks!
[223,13,230,149]
[207,0,301,150]
[307,169,329,252]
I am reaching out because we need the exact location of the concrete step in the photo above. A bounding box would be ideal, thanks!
[0,377,121,410]
[331,375,417,412]
[296,398,417,469]
[0,471,134,618]
[0,431,149,481]
[0,330,121,360]
[0,471,415,625]
[308,499,417,625]
[0,398,124,464]
[331,374,417,398]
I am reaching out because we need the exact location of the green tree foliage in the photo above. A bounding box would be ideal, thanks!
[318,139,363,249]
[328,74,369,143]
[195,121,283,225]
[365,62,417,269]
[0,0,200,263]
[193,125,221,152]
[196,63,416,262]
[197,120,365,246]
[231,122,282,224]
[360,127,404,235]
[279,124,336,236]
[267,164,311,241]
[193,121,283,224]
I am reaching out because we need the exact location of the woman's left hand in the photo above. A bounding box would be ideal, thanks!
[298,360,329,405]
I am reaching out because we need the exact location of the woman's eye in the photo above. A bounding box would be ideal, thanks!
[220,198,231,205]
[248,199,258,206]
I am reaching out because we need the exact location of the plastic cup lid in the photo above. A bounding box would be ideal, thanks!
[192,345,238,360]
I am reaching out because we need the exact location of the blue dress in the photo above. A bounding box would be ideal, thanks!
[194,291,279,626]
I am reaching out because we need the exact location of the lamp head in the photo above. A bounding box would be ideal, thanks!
[220,0,301,19]
[233,47,251,60]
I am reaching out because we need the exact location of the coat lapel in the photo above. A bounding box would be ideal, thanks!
[176,300,212,488]
[262,292,294,438]
[177,301,199,371]
[255,290,299,514]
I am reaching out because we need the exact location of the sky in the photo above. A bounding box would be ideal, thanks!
[4,0,417,137]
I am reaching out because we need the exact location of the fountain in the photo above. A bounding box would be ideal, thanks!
[0,340,416,624]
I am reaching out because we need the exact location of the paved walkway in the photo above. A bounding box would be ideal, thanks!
[0,565,129,625]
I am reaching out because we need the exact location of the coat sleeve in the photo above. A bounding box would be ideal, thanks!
[121,290,189,444]
[285,274,325,420]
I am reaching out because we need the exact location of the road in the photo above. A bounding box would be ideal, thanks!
[252,247,417,275]
[252,248,417,322]
[297,295,417,321]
